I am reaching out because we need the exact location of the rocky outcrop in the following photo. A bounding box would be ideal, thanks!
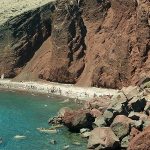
[48,85,150,149]
[61,109,94,132]
[0,0,150,88]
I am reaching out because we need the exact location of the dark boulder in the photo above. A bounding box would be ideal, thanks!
[62,109,95,132]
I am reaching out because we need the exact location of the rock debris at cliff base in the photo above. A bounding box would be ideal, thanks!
[50,83,150,150]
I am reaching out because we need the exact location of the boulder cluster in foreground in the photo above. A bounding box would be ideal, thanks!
[49,82,150,150]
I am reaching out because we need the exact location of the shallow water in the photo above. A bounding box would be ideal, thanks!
[0,91,87,150]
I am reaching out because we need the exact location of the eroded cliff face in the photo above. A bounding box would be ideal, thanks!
[0,2,54,77]
[16,0,87,82]
[79,0,150,88]
[1,0,150,89]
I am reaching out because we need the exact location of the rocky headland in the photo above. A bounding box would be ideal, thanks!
[49,82,150,149]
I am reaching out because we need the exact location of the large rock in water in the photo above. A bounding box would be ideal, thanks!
[62,109,95,132]
[57,107,73,118]
[87,127,120,150]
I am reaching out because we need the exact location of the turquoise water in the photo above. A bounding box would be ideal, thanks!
[0,91,87,150]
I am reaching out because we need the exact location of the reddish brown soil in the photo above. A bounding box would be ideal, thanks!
[128,128,150,150]
[12,0,150,89]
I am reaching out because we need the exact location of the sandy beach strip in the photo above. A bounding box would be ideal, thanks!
[0,79,118,100]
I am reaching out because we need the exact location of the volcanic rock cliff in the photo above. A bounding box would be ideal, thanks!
[0,2,55,78]
[0,0,150,89]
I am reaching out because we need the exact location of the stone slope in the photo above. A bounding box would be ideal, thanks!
[1,0,150,89]
[76,0,150,88]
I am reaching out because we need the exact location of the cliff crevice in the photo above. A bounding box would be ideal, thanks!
[1,0,150,89]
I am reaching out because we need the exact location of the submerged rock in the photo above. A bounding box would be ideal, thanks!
[60,99,70,103]
[63,145,70,150]
[80,128,91,138]
[48,116,62,125]
[37,127,58,134]
[14,135,26,140]
[50,139,57,145]
[72,141,81,146]
[0,137,2,144]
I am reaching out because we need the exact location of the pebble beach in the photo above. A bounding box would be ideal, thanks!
[0,79,118,100]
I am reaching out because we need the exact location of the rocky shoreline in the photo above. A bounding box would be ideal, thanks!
[49,81,150,150]
[0,79,118,100]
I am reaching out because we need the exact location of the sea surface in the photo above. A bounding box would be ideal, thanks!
[0,91,87,150]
